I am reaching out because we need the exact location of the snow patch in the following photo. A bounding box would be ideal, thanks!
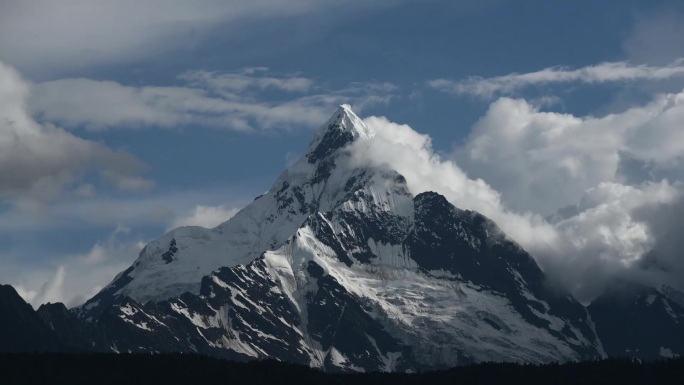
[659,346,678,358]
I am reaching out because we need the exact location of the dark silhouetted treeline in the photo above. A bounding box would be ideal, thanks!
[0,354,682,385]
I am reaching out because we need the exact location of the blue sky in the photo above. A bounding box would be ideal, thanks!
[1,0,684,307]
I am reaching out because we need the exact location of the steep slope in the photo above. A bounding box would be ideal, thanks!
[589,284,684,360]
[36,302,98,352]
[0,285,61,353]
[79,105,375,318]
[77,105,605,371]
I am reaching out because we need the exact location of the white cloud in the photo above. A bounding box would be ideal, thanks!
[7,227,145,308]
[14,266,66,307]
[0,0,408,75]
[0,1,228,73]
[0,190,249,308]
[0,60,151,204]
[353,116,505,215]
[428,59,684,98]
[351,116,559,256]
[170,204,241,229]
[544,181,679,299]
[450,89,684,299]
[180,69,314,93]
[452,92,684,215]
[351,97,684,301]
[29,71,395,132]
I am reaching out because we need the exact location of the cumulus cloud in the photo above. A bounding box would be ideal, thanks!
[0,60,151,205]
[169,204,241,229]
[428,59,684,98]
[350,116,559,261]
[29,70,395,131]
[352,116,505,215]
[452,93,684,215]
[352,91,684,302]
[542,181,680,300]
[633,193,684,288]
[8,226,145,308]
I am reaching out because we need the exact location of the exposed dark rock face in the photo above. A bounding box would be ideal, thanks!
[36,302,97,352]
[161,238,179,264]
[588,285,684,360]
[0,285,60,353]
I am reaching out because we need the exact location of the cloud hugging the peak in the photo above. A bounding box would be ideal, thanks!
[352,84,684,301]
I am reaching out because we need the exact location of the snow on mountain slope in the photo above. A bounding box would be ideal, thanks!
[79,105,605,370]
[96,186,604,370]
[256,188,604,368]
[80,105,379,313]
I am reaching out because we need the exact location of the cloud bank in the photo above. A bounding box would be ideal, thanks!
[0,60,150,206]
[455,94,684,215]
[353,86,684,301]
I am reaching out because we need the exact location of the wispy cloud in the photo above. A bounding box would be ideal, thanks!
[428,59,684,98]
[29,70,396,132]
[8,226,145,308]
[1,192,248,308]
[0,185,252,233]
[0,0,409,76]
[179,69,314,94]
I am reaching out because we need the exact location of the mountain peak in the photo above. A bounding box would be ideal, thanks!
[73,105,611,369]
[325,104,373,139]
[307,105,373,164]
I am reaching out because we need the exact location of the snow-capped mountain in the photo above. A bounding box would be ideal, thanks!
[69,106,604,371]
[70,105,606,371]
[7,106,684,369]
[80,106,375,316]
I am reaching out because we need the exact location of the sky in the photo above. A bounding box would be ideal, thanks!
[1,0,684,307]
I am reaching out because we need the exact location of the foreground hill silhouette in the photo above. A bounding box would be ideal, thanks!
[0,353,682,385]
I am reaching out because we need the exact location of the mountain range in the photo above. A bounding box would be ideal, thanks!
[1,106,682,371]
